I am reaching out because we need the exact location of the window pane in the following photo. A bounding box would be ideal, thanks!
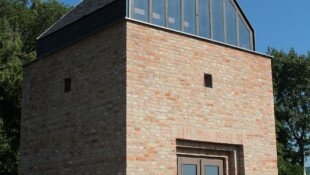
[183,0,196,34]
[204,165,219,175]
[133,0,149,22]
[167,0,181,30]
[225,0,237,45]
[212,0,224,42]
[198,0,211,38]
[152,0,165,26]
[238,15,251,49]
[183,164,197,175]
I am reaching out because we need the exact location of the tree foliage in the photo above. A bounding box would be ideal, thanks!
[0,0,70,174]
[270,48,310,175]
[0,0,310,174]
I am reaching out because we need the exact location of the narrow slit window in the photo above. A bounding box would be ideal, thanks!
[64,78,71,93]
[204,74,213,88]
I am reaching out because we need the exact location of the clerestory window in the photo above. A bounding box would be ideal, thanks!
[129,0,254,50]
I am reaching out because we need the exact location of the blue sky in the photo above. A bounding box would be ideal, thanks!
[61,0,310,55]
[238,0,310,55]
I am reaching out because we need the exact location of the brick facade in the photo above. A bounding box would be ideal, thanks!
[20,23,126,174]
[20,20,278,174]
[126,21,278,175]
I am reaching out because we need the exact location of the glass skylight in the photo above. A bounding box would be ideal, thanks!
[128,0,254,50]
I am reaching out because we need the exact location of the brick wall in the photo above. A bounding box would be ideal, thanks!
[20,22,126,175]
[20,20,278,175]
[126,21,278,175]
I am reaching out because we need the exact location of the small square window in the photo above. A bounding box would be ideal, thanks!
[204,74,213,88]
[64,78,71,93]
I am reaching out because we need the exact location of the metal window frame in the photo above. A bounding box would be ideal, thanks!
[195,0,199,35]
[126,0,129,17]
[236,2,240,46]
[128,0,132,17]
[149,0,152,22]
[223,0,227,43]
[210,0,213,39]
[165,0,168,27]
[181,0,184,31]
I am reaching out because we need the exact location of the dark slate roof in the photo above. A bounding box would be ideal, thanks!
[38,0,115,39]
[37,0,125,58]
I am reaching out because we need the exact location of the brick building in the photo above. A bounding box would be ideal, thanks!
[20,0,278,174]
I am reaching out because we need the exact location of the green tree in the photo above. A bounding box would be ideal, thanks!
[0,118,19,174]
[0,19,28,175]
[270,48,310,175]
[0,0,70,173]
